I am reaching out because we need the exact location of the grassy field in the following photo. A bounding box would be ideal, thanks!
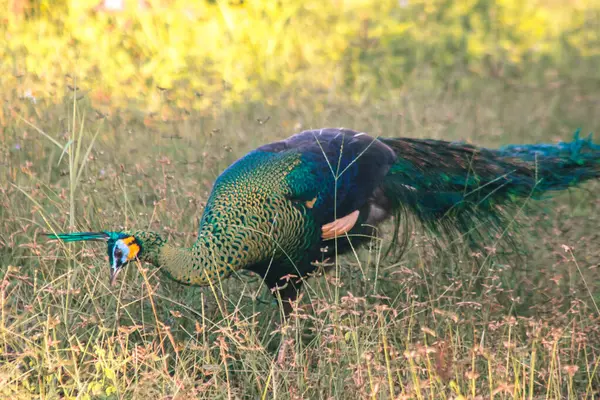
[1,73,600,399]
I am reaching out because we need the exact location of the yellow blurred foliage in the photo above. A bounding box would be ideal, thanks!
[1,0,598,112]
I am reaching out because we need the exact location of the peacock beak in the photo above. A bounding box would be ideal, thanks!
[110,267,121,286]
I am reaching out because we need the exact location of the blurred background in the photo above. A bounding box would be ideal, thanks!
[2,0,599,114]
[2,1,600,398]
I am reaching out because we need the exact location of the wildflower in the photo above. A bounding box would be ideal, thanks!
[23,89,36,104]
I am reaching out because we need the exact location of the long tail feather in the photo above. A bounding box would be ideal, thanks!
[498,129,599,161]
[379,130,600,251]
[497,129,600,193]
[44,232,110,242]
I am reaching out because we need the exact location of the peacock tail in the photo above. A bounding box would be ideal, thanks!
[379,128,600,249]
[46,128,600,309]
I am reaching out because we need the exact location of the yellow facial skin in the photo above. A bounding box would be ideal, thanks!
[122,236,140,261]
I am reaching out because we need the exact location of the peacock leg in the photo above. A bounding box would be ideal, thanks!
[272,277,303,364]
[273,277,303,319]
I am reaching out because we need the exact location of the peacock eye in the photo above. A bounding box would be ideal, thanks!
[114,249,123,259]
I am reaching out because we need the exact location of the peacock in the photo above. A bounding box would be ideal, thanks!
[46,128,600,314]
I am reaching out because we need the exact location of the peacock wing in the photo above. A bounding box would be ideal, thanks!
[263,129,398,232]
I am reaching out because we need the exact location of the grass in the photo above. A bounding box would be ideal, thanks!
[1,73,600,399]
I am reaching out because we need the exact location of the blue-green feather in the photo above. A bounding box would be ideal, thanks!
[44,231,113,242]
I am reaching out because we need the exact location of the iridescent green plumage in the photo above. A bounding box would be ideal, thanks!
[46,128,600,312]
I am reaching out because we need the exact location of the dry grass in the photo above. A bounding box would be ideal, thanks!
[1,76,600,399]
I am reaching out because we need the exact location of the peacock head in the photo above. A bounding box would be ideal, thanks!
[107,233,141,285]
[45,231,141,285]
